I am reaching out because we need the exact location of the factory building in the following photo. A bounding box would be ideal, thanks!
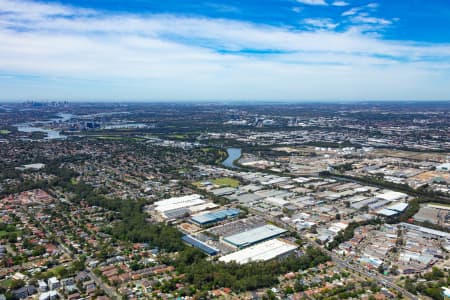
[223,224,287,248]
[191,208,240,226]
[219,239,297,264]
[152,194,217,220]
[154,194,205,214]
[182,235,219,256]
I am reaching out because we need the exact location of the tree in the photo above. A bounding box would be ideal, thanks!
[265,289,277,300]
[377,264,384,274]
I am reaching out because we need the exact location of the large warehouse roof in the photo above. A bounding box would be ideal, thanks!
[219,239,297,264]
[376,191,407,202]
[386,202,408,212]
[182,235,219,256]
[154,194,205,213]
[400,222,450,239]
[376,208,398,217]
[191,208,240,225]
[223,224,286,248]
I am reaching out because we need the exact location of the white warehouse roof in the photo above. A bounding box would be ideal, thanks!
[264,197,289,207]
[376,191,407,202]
[219,239,298,264]
[376,208,398,217]
[154,194,205,213]
[386,202,409,212]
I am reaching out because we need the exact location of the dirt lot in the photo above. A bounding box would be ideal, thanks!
[412,171,450,182]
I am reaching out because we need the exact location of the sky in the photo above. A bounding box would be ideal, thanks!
[1,0,450,101]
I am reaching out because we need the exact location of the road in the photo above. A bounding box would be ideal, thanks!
[87,267,120,299]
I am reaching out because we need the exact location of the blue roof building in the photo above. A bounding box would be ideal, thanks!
[182,235,219,256]
[191,208,240,226]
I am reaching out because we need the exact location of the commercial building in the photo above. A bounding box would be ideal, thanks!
[400,223,450,239]
[182,235,219,256]
[223,224,287,248]
[437,163,450,172]
[376,208,399,217]
[219,239,297,264]
[375,191,408,202]
[211,187,236,196]
[375,202,408,217]
[413,207,440,224]
[154,194,206,218]
[386,202,409,212]
[47,277,60,290]
[191,208,240,226]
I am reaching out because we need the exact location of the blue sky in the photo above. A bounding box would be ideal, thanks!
[0,0,450,101]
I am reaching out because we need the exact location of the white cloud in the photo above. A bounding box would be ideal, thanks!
[297,0,328,6]
[0,0,449,101]
[332,1,349,7]
[0,0,94,20]
[342,7,360,16]
[366,3,379,9]
[303,18,338,30]
[350,15,392,25]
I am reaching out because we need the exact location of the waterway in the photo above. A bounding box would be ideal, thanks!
[15,112,75,140]
[16,124,67,140]
[222,148,242,168]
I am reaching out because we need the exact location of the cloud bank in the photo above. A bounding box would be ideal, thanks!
[0,0,449,101]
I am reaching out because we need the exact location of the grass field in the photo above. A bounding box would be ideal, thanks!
[192,181,204,188]
[0,129,11,134]
[0,279,14,289]
[0,230,20,240]
[212,177,240,188]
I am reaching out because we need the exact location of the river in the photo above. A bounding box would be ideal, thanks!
[222,148,242,168]
[15,112,75,140]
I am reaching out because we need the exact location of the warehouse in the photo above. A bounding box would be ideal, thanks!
[219,239,298,264]
[223,224,287,248]
[351,198,378,210]
[182,235,219,256]
[163,208,191,220]
[375,191,408,202]
[375,202,409,217]
[211,187,236,196]
[386,202,409,212]
[400,223,450,239]
[376,208,399,217]
[191,208,241,226]
[233,193,264,204]
[368,199,390,210]
[413,207,440,224]
[154,194,205,215]
[264,197,289,207]
[187,202,218,214]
